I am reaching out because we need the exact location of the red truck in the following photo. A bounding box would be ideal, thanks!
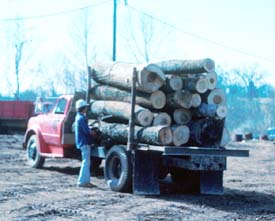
[23,69,249,195]
[0,100,34,131]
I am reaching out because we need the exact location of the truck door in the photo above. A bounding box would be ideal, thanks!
[41,98,68,147]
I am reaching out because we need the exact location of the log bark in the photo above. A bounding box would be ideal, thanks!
[161,75,183,93]
[173,108,192,125]
[97,121,173,145]
[182,77,209,93]
[167,90,192,109]
[206,72,218,90]
[90,100,153,126]
[171,125,190,146]
[154,58,215,74]
[202,88,226,105]
[90,85,166,109]
[191,93,201,108]
[153,112,172,126]
[92,61,165,93]
[193,103,227,119]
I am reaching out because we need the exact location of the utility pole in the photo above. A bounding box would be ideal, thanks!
[112,0,117,61]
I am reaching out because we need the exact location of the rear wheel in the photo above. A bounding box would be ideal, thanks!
[26,135,45,168]
[104,145,132,193]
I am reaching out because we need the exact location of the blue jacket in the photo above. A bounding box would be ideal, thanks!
[75,112,92,149]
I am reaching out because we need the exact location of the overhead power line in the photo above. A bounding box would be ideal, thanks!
[0,0,112,21]
[127,5,275,64]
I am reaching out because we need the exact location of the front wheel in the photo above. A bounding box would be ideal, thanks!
[26,135,45,168]
[104,145,132,193]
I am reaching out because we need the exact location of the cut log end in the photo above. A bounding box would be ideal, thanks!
[196,78,209,94]
[191,93,202,108]
[216,105,227,119]
[139,64,166,93]
[159,127,173,145]
[150,90,166,109]
[207,72,218,90]
[207,89,226,105]
[204,58,215,73]
[172,125,190,146]
[169,75,183,91]
[173,108,192,125]
[153,112,172,126]
[136,110,153,127]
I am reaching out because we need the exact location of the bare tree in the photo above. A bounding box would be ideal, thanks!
[70,8,96,90]
[5,18,31,100]
[123,11,173,63]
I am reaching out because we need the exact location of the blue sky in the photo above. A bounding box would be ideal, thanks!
[0,0,275,94]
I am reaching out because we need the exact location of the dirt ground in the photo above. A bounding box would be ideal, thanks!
[0,134,275,221]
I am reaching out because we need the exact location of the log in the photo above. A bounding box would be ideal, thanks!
[92,61,165,93]
[203,88,226,105]
[173,108,192,125]
[191,93,201,108]
[182,77,209,93]
[193,103,227,119]
[206,72,218,90]
[90,85,166,109]
[161,75,183,93]
[171,125,190,146]
[97,121,173,145]
[153,112,172,126]
[167,90,192,109]
[154,58,215,74]
[90,100,153,126]
[187,119,224,147]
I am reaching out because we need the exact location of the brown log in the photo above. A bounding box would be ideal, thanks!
[203,88,226,105]
[92,61,165,93]
[161,75,183,93]
[154,58,215,74]
[171,125,190,146]
[206,72,218,90]
[153,112,172,126]
[182,77,209,93]
[193,103,227,119]
[90,85,166,109]
[191,93,201,108]
[173,108,192,125]
[97,121,173,145]
[167,90,192,109]
[90,100,153,126]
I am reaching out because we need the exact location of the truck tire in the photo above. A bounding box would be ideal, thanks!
[104,145,132,193]
[26,135,45,168]
[170,168,200,193]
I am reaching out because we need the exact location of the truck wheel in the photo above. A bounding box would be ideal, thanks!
[104,145,132,193]
[170,169,200,193]
[26,135,45,168]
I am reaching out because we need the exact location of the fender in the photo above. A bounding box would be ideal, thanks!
[23,126,49,154]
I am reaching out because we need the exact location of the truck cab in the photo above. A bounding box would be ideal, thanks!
[23,92,85,168]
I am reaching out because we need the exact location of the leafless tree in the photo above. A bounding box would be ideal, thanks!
[123,11,173,63]
[5,18,31,100]
[70,8,96,90]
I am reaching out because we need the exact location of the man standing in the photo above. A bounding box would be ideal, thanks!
[75,99,96,188]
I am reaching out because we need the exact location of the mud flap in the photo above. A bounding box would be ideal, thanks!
[132,150,161,195]
[200,171,223,195]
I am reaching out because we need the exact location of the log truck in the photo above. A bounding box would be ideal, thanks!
[23,62,249,195]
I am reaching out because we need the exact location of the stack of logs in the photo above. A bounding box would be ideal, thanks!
[89,59,226,147]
